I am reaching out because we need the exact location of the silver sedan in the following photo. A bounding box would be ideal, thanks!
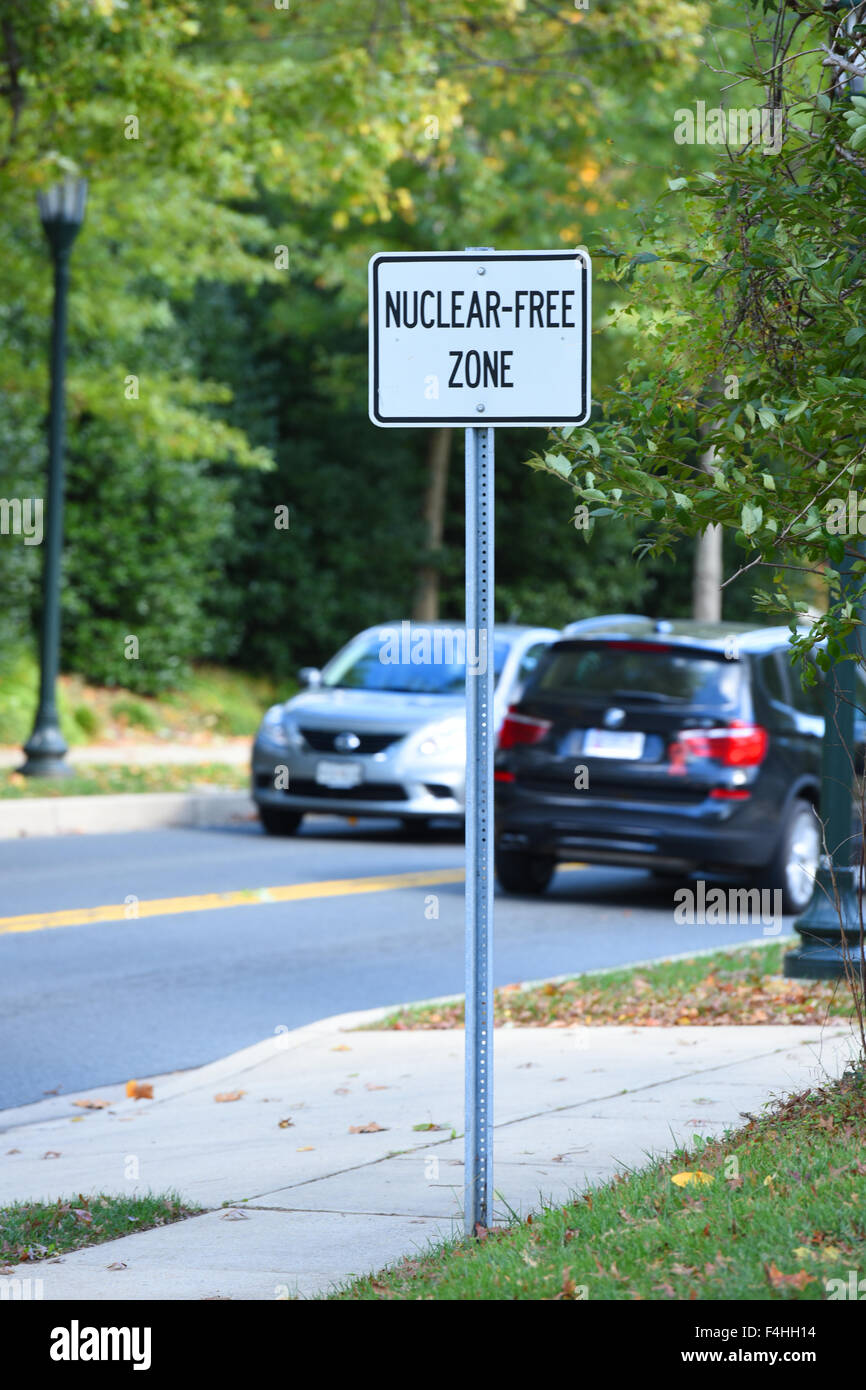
[251,621,558,834]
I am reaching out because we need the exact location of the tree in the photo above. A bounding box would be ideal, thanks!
[0,0,718,687]
[534,0,866,670]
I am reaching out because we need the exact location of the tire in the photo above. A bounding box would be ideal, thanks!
[763,798,820,915]
[495,846,555,895]
[259,806,303,837]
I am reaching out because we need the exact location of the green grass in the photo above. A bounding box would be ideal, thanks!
[159,665,285,737]
[0,645,283,747]
[367,941,856,1030]
[332,1067,866,1301]
[0,763,249,798]
[0,1192,200,1265]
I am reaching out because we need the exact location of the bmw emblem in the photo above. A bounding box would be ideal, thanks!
[334,731,361,752]
[603,707,626,730]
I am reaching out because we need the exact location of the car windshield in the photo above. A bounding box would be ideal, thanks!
[322,628,511,695]
[533,642,744,708]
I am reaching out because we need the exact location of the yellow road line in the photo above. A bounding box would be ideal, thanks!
[0,868,467,937]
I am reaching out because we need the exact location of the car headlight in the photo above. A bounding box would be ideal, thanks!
[258,705,298,748]
[416,718,466,758]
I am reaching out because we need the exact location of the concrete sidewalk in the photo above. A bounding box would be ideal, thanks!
[0,1009,857,1300]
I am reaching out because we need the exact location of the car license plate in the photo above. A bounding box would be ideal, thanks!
[583,729,645,760]
[315,760,363,789]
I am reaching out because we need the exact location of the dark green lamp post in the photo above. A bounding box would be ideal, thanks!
[20,177,88,778]
[785,547,865,979]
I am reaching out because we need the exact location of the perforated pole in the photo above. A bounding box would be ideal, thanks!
[464,413,495,1236]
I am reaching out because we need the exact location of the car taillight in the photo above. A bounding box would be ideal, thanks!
[498,709,552,750]
[672,721,768,768]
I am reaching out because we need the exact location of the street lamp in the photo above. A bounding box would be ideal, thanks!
[20,177,88,778]
[785,547,865,979]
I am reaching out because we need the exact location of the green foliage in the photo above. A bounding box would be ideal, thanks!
[0,0,722,689]
[538,1,866,654]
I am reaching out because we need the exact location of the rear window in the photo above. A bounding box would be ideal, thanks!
[531,641,744,708]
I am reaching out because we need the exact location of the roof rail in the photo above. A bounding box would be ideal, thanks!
[562,613,650,637]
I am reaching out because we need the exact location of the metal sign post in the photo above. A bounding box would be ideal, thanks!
[368,244,590,1239]
[464,419,494,1235]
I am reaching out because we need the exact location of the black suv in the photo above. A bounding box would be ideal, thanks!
[494,618,864,913]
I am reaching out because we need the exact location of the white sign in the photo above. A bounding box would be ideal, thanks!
[368,250,591,428]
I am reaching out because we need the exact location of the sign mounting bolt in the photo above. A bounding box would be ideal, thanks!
[476,403,486,413]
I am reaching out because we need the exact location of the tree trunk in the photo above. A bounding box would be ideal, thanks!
[692,382,723,621]
[413,426,452,621]
[692,515,723,621]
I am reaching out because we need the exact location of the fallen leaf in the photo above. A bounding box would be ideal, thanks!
[556,1268,583,1299]
[278,1118,294,1129]
[42,1088,60,1096]
[349,1121,387,1134]
[214,1091,245,1103]
[365,1083,388,1091]
[125,1081,153,1100]
[370,1280,397,1298]
[331,1045,351,1052]
[72,1099,111,1110]
[5,1149,20,1155]
[296,1145,314,1151]
[42,1151,61,1160]
[766,1261,815,1291]
[72,1209,93,1223]
[412,1122,445,1132]
[106,1262,127,1271]
[334,1087,350,1095]
[671,1170,714,1187]
[220,1209,249,1221]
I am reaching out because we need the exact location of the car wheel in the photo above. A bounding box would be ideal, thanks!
[259,806,303,837]
[764,798,820,915]
[495,847,555,895]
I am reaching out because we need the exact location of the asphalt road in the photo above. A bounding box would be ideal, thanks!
[0,818,787,1109]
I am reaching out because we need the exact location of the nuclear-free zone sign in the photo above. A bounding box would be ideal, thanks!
[368,249,591,428]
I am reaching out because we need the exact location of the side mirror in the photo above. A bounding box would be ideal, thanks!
[298,667,322,689]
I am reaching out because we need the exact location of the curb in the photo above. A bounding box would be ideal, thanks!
[0,1002,402,1134]
[0,935,797,1133]
[0,790,256,840]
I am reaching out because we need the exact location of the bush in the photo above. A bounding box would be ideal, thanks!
[60,422,234,694]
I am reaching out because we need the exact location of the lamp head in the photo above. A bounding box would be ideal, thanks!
[37,178,88,255]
